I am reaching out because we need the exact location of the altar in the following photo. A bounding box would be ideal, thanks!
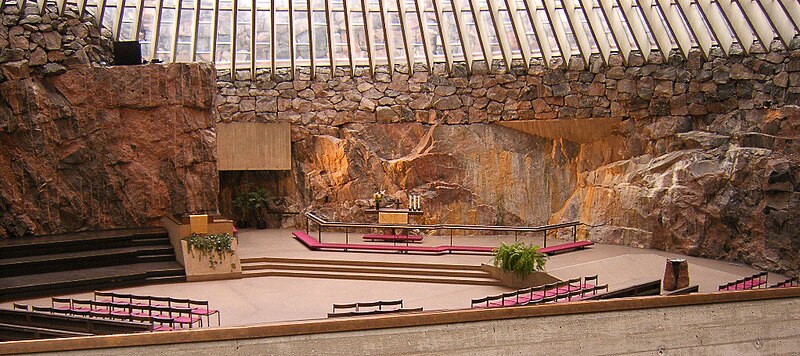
[364,208,423,225]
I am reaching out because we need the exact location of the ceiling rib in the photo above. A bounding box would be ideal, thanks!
[30,0,800,74]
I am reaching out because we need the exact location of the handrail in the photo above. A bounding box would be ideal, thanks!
[304,212,583,247]
[305,212,580,233]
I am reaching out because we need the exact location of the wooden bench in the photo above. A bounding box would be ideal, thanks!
[328,299,422,317]
[663,284,699,296]
[770,276,799,288]
[362,234,424,242]
[0,308,152,337]
[472,276,603,308]
[584,280,662,300]
[0,322,93,341]
[539,240,594,255]
[327,307,424,318]
[719,272,768,291]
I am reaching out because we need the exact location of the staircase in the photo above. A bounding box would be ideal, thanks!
[240,257,502,286]
[0,227,185,302]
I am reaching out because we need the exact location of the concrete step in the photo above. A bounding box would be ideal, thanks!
[242,262,493,279]
[240,257,501,286]
[240,256,486,271]
[242,269,501,286]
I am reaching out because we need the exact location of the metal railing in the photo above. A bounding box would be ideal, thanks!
[304,212,582,248]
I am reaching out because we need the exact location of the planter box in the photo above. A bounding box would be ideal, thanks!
[181,239,242,282]
[481,264,560,289]
[162,215,242,282]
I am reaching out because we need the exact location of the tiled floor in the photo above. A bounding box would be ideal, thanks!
[1,228,781,327]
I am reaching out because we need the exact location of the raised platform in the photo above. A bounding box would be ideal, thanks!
[0,228,185,302]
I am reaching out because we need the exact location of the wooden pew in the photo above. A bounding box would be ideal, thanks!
[583,280,663,300]
[0,323,93,341]
[0,308,152,336]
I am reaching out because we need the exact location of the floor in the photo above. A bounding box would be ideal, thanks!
[1,228,782,327]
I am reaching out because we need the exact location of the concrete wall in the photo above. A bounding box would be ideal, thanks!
[11,292,800,355]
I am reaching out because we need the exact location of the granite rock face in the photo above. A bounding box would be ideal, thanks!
[290,123,595,227]
[0,63,219,238]
[555,107,800,274]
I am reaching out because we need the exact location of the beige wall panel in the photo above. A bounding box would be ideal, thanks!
[378,212,409,224]
[217,122,291,171]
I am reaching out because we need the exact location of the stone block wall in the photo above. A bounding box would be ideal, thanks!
[0,2,112,80]
[217,45,800,275]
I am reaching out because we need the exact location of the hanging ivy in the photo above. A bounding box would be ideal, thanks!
[183,233,235,267]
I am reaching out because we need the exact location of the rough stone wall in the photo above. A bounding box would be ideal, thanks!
[0,62,219,238]
[217,43,800,274]
[0,2,112,79]
[0,2,218,237]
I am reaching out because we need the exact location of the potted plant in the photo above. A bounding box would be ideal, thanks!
[492,242,547,278]
[248,188,272,229]
[233,193,252,228]
[234,188,272,229]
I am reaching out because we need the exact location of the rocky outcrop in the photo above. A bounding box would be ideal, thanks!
[290,123,589,226]
[0,63,218,238]
[555,107,800,274]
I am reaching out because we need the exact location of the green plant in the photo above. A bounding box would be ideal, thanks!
[233,193,252,224]
[233,188,272,228]
[183,233,236,267]
[492,242,547,278]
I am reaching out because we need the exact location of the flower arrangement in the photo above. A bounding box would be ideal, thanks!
[373,190,385,209]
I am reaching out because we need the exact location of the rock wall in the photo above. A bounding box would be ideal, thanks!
[0,3,219,238]
[218,45,800,274]
[0,2,112,77]
[0,61,218,237]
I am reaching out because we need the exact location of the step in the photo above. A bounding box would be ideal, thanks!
[0,227,169,259]
[0,246,176,278]
[135,254,178,263]
[128,238,172,247]
[0,261,185,302]
[241,262,494,279]
[241,269,501,286]
[240,256,486,271]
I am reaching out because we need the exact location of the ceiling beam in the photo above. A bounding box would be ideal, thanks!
[716,0,755,53]
[430,0,454,71]
[522,0,554,65]
[696,0,733,55]
[654,0,693,57]
[342,0,356,76]
[413,0,436,71]
[378,0,396,74]
[450,0,475,72]
[504,0,533,67]
[395,0,415,73]
[486,0,514,69]
[360,0,376,74]
[467,0,495,67]
[674,0,713,57]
